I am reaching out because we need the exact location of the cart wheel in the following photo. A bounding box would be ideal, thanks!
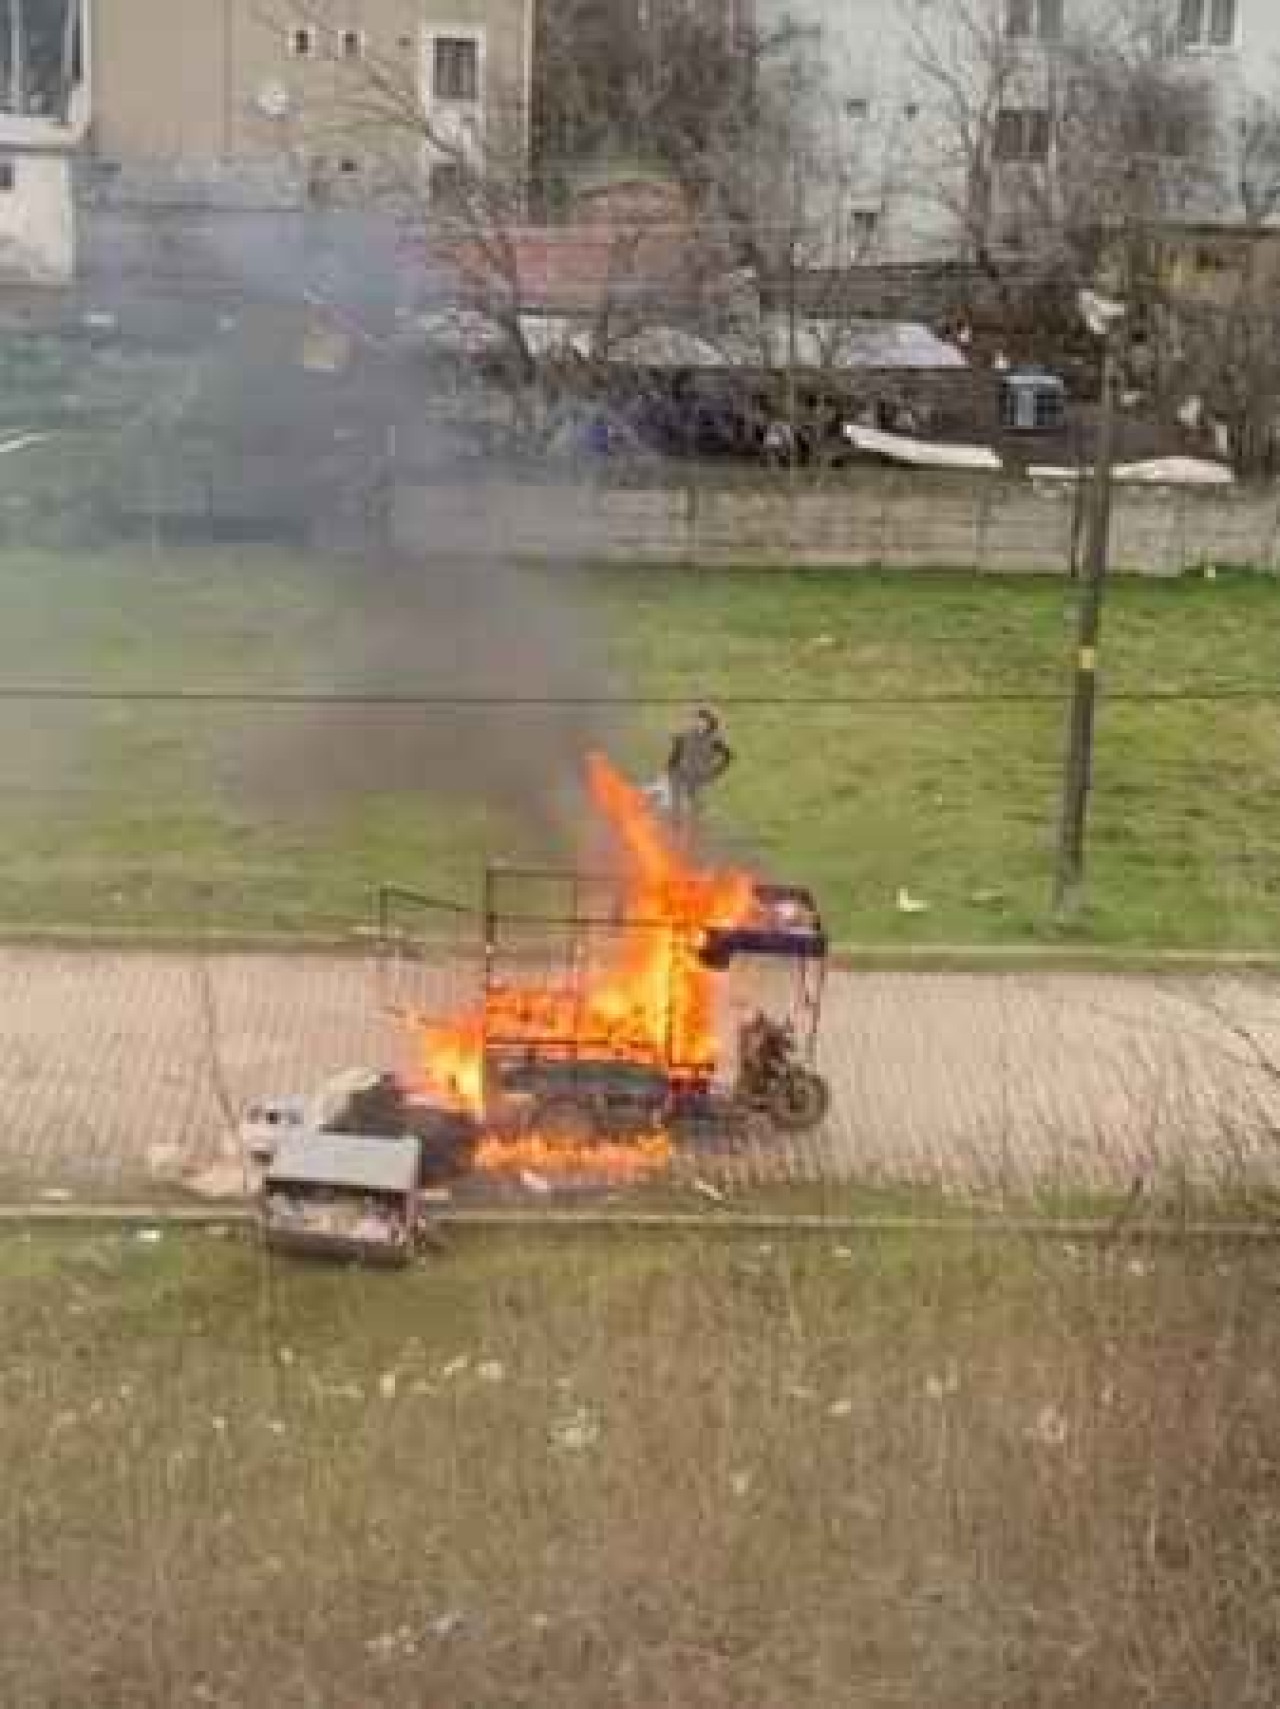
[530,1096,600,1147]
[768,1069,831,1134]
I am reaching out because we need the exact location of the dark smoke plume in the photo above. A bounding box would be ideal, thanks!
[230,550,624,855]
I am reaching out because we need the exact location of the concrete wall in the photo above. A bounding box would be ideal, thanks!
[390,475,1280,574]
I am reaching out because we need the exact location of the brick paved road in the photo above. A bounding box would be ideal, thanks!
[1,948,1277,1193]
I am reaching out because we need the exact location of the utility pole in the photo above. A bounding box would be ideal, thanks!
[8,0,24,114]
[1053,322,1120,920]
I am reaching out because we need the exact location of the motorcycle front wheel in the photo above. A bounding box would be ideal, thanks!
[768,1068,831,1133]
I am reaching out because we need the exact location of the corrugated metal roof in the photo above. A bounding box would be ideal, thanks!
[265,1131,420,1193]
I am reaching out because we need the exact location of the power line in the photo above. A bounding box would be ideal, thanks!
[0,686,1276,708]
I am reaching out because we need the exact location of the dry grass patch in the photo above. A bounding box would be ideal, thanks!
[0,1228,1277,1708]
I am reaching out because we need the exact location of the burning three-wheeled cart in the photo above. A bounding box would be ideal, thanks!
[380,863,831,1154]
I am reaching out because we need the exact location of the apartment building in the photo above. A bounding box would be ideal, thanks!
[771,0,1277,265]
[89,0,534,196]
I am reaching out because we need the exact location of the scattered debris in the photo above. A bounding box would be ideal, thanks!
[896,887,931,916]
[693,1178,727,1205]
[187,1162,250,1201]
[924,1366,962,1402]
[365,1627,417,1662]
[551,1406,601,1453]
[476,1360,506,1384]
[520,1169,553,1196]
[440,1355,470,1381]
[316,1380,363,1403]
[37,1187,74,1203]
[828,1397,854,1419]
[1029,1403,1070,1448]
[135,1228,164,1246]
[378,1372,399,1401]
[728,1469,753,1499]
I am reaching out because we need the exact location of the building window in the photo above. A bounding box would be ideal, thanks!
[845,96,870,122]
[1160,112,1194,159]
[1178,0,1238,48]
[1006,0,1063,42]
[339,29,365,60]
[994,108,1051,162]
[853,209,879,242]
[0,158,14,193]
[430,159,467,208]
[433,35,480,102]
[288,25,315,57]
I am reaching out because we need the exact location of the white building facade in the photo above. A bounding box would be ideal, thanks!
[772,0,1280,265]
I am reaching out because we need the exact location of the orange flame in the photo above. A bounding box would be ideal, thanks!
[474,1131,674,1184]
[411,756,754,1150]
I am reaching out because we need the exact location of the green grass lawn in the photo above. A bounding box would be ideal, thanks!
[0,546,1278,948]
[1,1227,1275,1708]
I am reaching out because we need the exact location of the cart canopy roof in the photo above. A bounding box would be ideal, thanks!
[265,1132,420,1194]
[701,883,827,965]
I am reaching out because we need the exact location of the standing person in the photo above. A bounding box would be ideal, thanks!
[666,707,733,833]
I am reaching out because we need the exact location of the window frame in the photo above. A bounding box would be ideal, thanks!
[1005,0,1063,44]
[429,158,468,210]
[1178,0,1239,50]
[429,30,483,104]
[994,106,1052,164]
[851,208,880,242]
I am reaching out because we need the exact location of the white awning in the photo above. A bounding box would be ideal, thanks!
[1028,457,1235,487]
[844,424,1003,471]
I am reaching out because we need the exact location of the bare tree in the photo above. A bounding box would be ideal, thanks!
[908,0,1219,327]
[261,2,897,474]
[1051,10,1219,299]
[1136,61,1280,476]
[257,5,781,444]
[905,0,1030,274]
[1235,83,1280,227]
[531,2,802,229]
